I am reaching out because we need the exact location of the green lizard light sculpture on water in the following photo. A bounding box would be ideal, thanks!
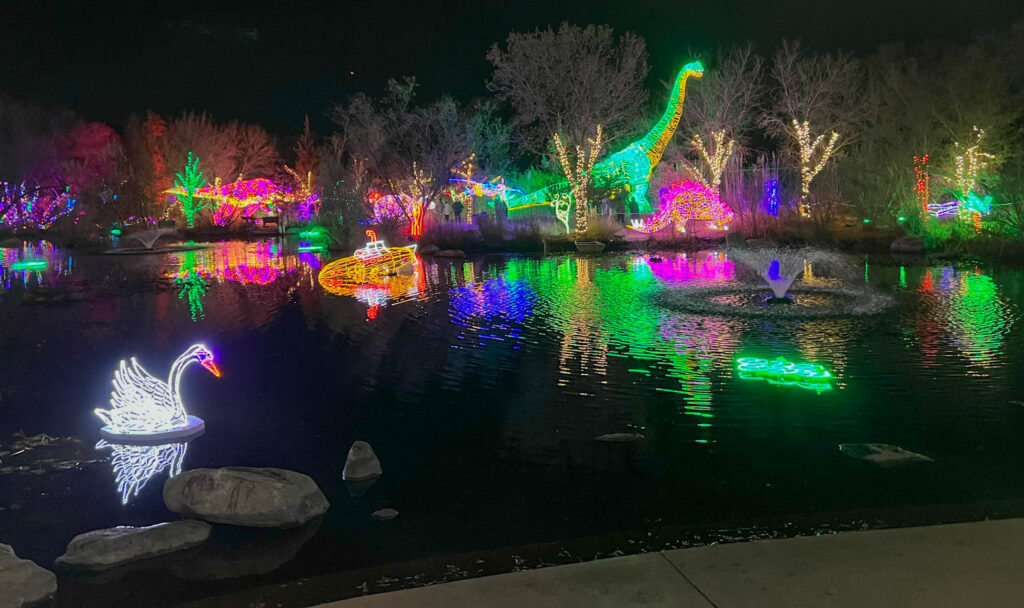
[507,61,704,219]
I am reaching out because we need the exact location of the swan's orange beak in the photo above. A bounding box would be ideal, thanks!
[201,360,222,377]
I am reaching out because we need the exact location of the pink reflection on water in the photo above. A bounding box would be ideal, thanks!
[166,241,318,286]
[645,252,735,283]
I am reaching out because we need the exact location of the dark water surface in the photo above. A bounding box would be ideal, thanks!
[1,239,1023,606]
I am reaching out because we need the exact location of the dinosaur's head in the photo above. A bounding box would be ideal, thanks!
[683,61,705,78]
[186,343,221,377]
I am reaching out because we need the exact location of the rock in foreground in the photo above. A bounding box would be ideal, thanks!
[0,543,56,607]
[839,443,933,467]
[55,520,210,571]
[372,508,399,521]
[343,441,382,482]
[595,433,645,443]
[164,467,329,528]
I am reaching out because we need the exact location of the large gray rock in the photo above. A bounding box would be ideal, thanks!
[0,544,56,608]
[343,441,382,482]
[55,520,210,571]
[891,236,925,253]
[163,467,329,528]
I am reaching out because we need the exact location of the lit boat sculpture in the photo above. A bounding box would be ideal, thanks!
[318,230,417,289]
[94,344,221,442]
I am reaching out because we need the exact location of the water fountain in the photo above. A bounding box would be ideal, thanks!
[105,228,209,255]
[655,247,893,317]
[128,228,179,250]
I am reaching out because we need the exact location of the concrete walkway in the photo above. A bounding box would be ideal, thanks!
[320,518,1024,607]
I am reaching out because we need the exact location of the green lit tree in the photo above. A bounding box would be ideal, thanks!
[174,151,207,227]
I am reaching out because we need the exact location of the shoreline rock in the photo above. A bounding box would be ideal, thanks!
[55,521,211,571]
[0,543,56,607]
[343,441,383,482]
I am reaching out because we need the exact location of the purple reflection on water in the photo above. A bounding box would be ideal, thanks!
[646,253,736,283]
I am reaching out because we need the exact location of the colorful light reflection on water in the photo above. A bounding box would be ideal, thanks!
[1,240,69,289]
[166,241,320,286]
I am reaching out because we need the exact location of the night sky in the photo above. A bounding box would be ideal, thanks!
[2,0,1021,134]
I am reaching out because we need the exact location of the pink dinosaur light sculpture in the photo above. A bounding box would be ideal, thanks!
[631,181,735,233]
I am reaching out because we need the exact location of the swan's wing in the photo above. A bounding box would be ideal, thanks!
[101,359,178,431]
[110,359,175,414]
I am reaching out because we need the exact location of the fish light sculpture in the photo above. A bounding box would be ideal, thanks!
[736,356,833,393]
[94,344,220,442]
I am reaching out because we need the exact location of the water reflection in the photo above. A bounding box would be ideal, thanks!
[166,241,320,287]
[320,257,426,320]
[916,266,1016,370]
[645,251,735,283]
[1,240,69,289]
[95,440,188,504]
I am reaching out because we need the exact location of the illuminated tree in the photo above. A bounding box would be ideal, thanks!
[914,154,930,214]
[689,130,734,197]
[953,127,996,231]
[793,120,839,217]
[174,151,207,227]
[553,125,603,233]
[761,41,859,218]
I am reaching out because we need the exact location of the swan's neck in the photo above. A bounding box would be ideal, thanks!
[167,355,197,416]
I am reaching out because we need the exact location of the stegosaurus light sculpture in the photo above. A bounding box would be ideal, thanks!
[630,181,735,233]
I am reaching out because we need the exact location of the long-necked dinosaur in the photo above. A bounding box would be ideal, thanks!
[507,61,704,217]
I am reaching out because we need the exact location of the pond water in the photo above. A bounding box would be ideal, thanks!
[1,238,1023,605]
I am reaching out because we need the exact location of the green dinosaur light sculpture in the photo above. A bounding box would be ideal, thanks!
[508,61,704,217]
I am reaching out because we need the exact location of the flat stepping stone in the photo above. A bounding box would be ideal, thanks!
[55,520,210,571]
[839,443,933,466]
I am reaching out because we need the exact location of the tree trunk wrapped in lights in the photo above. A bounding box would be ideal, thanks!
[792,120,839,218]
[953,127,995,232]
[689,130,735,198]
[552,125,603,233]
[913,154,930,215]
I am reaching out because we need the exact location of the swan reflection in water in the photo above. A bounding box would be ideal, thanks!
[95,440,188,504]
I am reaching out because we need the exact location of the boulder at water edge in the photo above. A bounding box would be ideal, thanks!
[163,467,329,528]
[890,236,925,254]
[55,520,211,571]
[343,441,383,482]
[0,544,56,608]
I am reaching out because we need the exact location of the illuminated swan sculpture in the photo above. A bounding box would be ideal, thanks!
[94,344,221,442]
